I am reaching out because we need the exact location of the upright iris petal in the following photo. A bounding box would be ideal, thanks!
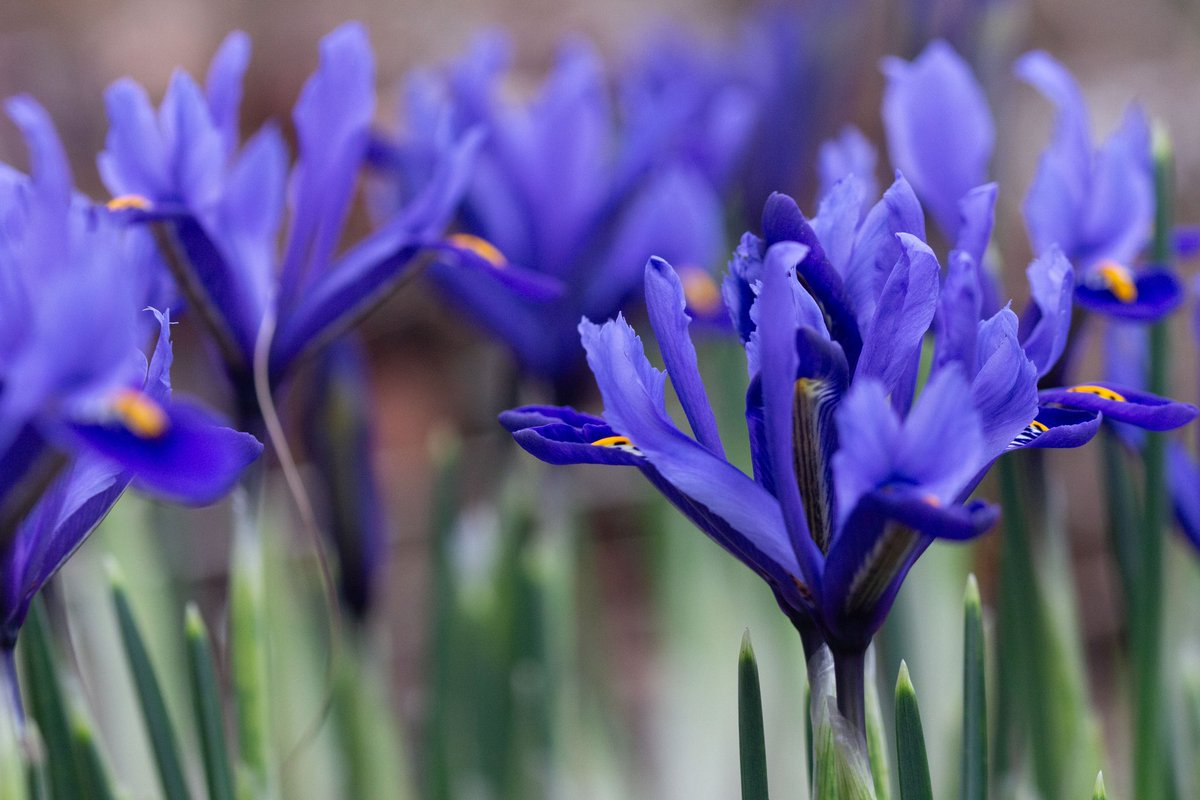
[881,40,994,240]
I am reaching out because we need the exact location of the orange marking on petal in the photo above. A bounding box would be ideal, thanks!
[447,233,507,268]
[591,435,633,448]
[1031,420,1049,432]
[106,194,152,211]
[1094,260,1138,303]
[677,265,722,316]
[111,389,169,438]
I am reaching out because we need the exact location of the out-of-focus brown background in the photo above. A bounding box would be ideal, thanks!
[7,0,1200,794]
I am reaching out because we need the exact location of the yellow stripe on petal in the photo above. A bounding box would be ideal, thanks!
[1031,420,1049,432]
[111,389,169,438]
[447,233,507,268]
[106,194,152,211]
[1068,385,1126,403]
[1093,260,1138,303]
[591,435,633,448]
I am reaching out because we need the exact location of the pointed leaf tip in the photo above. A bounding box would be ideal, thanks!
[895,660,933,800]
[738,628,769,800]
[1152,120,1172,161]
[1093,771,1107,800]
[964,572,981,609]
[184,603,205,639]
[740,629,756,662]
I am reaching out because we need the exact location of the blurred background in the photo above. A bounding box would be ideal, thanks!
[5,0,1200,797]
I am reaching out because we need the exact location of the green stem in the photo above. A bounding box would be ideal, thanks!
[996,456,1054,791]
[1134,124,1174,800]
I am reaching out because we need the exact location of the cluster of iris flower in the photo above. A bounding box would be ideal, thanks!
[0,98,262,692]
[0,12,1197,789]
[501,39,1198,737]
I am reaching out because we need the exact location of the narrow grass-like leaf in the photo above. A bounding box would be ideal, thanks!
[864,650,891,800]
[804,683,814,791]
[738,631,769,800]
[1134,122,1174,800]
[894,662,932,800]
[0,670,27,800]
[425,435,460,800]
[70,711,117,800]
[185,606,234,800]
[1092,771,1107,800]
[962,575,986,800]
[109,563,190,800]
[229,495,272,798]
[19,599,84,800]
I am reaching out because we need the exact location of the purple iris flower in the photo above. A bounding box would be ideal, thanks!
[501,191,1195,734]
[0,97,262,660]
[372,31,727,387]
[881,39,994,243]
[1017,50,1180,321]
[98,23,483,404]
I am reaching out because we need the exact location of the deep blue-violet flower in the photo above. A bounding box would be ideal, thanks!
[501,190,1196,736]
[1017,50,1180,321]
[0,98,262,675]
[98,23,487,412]
[372,31,727,387]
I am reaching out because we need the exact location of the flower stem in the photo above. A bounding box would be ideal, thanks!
[1133,122,1174,800]
[834,649,867,746]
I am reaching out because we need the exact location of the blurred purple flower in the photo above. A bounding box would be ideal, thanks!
[1017,51,1180,322]
[99,23,482,401]
[372,32,727,387]
[0,98,261,656]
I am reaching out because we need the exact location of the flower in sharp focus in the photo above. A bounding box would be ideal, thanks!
[98,23,483,399]
[501,189,1196,666]
[0,97,262,652]
[371,31,728,387]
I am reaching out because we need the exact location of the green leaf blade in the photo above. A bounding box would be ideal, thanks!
[738,630,770,800]
[109,564,190,800]
[962,574,987,800]
[185,606,235,800]
[895,662,933,800]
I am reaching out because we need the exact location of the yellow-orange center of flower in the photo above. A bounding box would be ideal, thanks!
[677,266,722,316]
[1095,260,1137,303]
[111,389,169,438]
[447,233,506,268]
[106,194,152,211]
[1067,385,1126,403]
